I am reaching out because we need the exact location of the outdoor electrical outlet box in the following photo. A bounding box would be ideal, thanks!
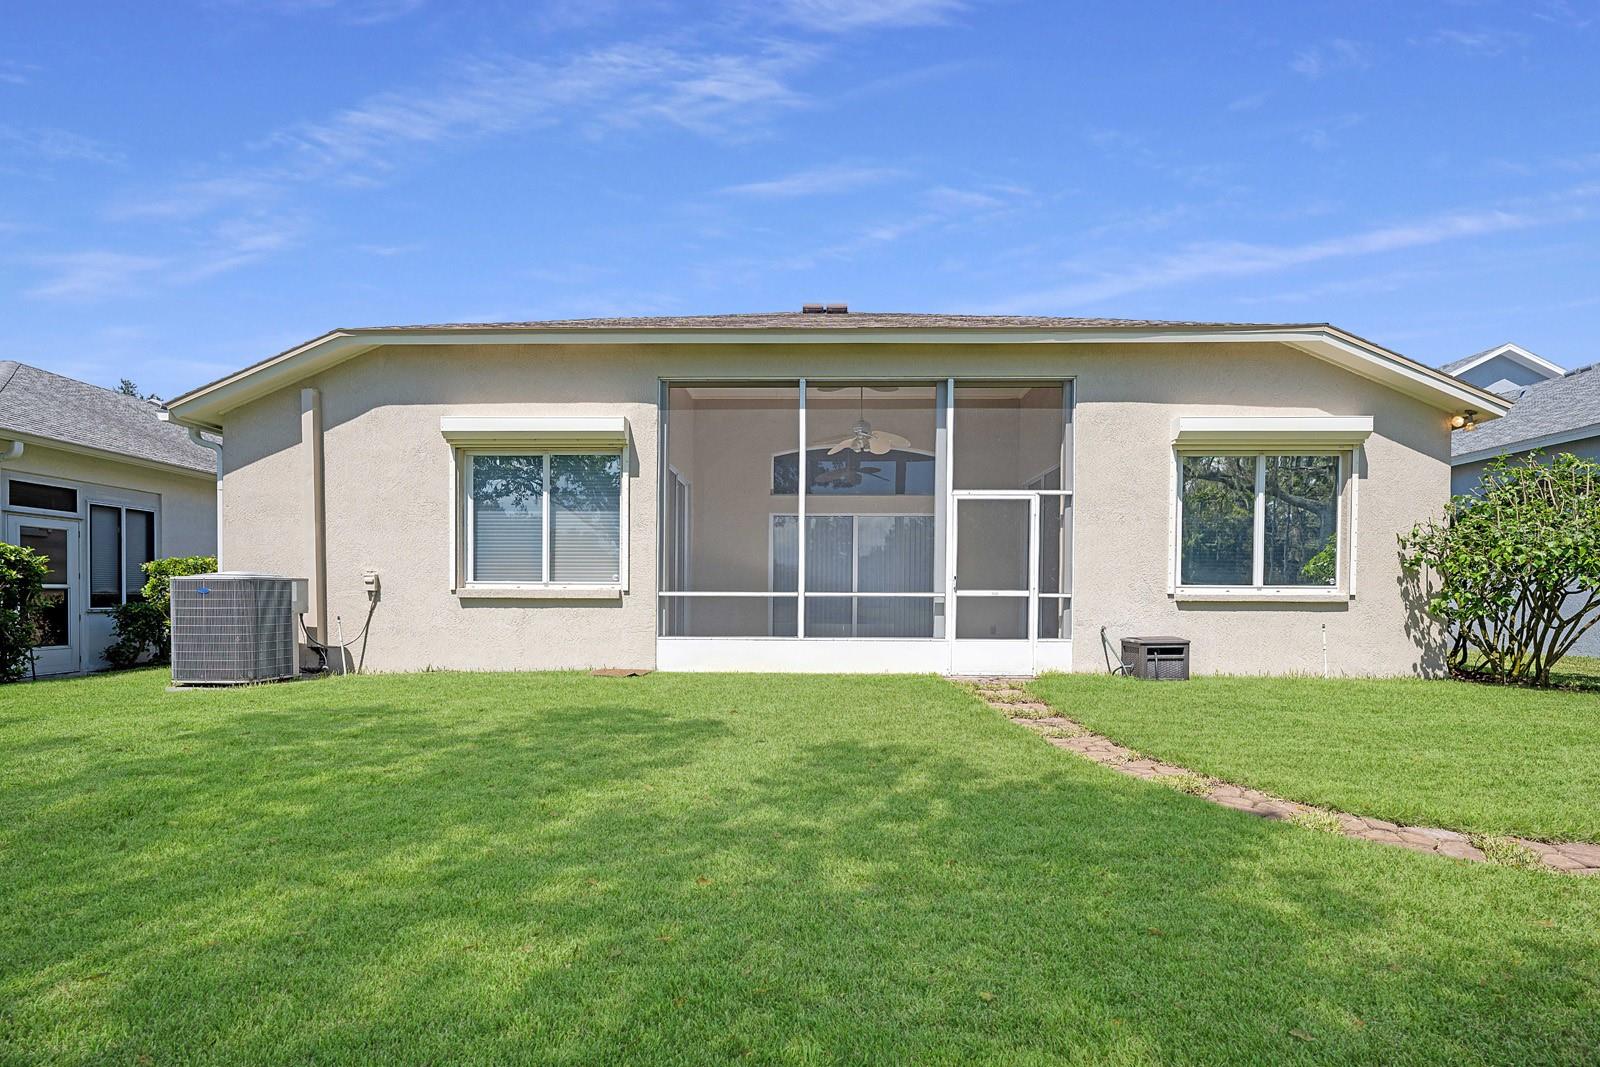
[362,571,381,599]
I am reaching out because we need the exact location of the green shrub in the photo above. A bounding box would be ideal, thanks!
[0,543,49,682]
[1400,452,1600,686]
[104,555,216,669]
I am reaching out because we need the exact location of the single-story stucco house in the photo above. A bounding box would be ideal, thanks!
[161,310,1507,678]
[0,362,219,676]
[1446,342,1599,656]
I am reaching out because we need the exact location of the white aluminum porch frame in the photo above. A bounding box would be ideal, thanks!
[656,376,1074,675]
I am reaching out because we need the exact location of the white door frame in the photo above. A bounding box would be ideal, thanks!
[950,492,1037,676]
[5,514,81,677]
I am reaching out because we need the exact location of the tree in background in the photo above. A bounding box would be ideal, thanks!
[1401,452,1600,686]
[0,543,50,682]
[116,379,161,402]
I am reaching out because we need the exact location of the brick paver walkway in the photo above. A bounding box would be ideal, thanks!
[966,678,1600,876]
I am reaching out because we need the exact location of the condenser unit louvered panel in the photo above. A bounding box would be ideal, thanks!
[171,574,306,685]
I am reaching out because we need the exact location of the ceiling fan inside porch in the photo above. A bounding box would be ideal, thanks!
[815,385,911,458]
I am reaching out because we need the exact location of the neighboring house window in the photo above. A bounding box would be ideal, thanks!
[90,505,156,608]
[466,453,622,586]
[1179,454,1340,589]
[9,479,78,513]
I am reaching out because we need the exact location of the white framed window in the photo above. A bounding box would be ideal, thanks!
[1176,452,1343,595]
[461,450,625,589]
[89,503,157,609]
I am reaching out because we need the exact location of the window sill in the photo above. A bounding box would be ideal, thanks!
[1172,588,1348,604]
[455,586,623,600]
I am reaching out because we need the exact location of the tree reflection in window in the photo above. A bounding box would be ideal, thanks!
[773,448,934,496]
[1181,454,1339,587]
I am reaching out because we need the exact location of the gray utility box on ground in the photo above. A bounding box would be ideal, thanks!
[170,573,308,685]
[1121,637,1191,680]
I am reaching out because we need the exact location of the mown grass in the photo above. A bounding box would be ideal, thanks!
[1031,670,1600,842]
[2,669,1598,1064]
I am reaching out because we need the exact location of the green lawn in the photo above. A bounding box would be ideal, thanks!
[2,671,1598,1065]
[1030,669,1600,842]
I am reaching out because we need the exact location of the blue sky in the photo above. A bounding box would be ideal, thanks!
[3,0,1598,398]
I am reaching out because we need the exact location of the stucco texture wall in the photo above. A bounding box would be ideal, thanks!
[218,340,1451,675]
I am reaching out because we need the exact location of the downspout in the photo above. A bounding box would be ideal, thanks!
[300,388,328,647]
[0,439,22,463]
[185,427,224,564]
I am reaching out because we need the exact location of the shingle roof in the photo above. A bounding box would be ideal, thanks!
[1452,361,1600,457]
[1439,344,1506,375]
[360,311,1316,331]
[0,361,216,473]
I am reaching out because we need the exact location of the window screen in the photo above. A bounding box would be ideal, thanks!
[90,505,122,608]
[10,480,77,512]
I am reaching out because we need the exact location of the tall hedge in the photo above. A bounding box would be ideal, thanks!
[104,555,217,669]
[0,543,50,682]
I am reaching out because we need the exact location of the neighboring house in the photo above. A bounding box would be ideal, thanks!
[162,310,1504,678]
[1447,346,1600,656]
[1440,342,1566,400]
[0,362,219,676]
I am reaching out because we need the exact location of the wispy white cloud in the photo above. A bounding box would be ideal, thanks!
[0,125,122,167]
[1423,28,1531,56]
[216,0,427,26]
[24,252,168,300]
[1290,38,1371,79]
[1227,90,1271,112]
[268,41,815,179]
[0,60,36,86]
[722,163,904,198]
[24,217,302,301]
[1293,112,1364,152]
[988,187,1600,311]
[769,0,967,32]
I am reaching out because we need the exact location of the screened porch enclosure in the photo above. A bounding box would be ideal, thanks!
[658,379,1074,673]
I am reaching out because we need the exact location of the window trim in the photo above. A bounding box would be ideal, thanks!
[86,501,159,612]
[1172,449,1347,600]
[455,445,628,595]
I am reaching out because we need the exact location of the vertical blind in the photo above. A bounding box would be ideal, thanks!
[125,509,154,601]
[470,453,621,584]
[770,515,936,637]
[89,505,157,607]
[90,505,122,608]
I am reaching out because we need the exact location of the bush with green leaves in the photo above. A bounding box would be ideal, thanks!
[0,543,50,682]
[1400,452,1600,686]
[104,555,216,669]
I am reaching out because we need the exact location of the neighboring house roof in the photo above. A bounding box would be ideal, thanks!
[1439,341,1565,380]
[163,310,1509,431]
[0,361,217,475]
[1452,361,1600,463]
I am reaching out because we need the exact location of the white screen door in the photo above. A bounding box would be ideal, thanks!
[6,516,80,676]
[951,495,1036,675]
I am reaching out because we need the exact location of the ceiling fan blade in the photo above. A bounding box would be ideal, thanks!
[876,431,912,449]
[825,439,852,455]
[866,435,892,455]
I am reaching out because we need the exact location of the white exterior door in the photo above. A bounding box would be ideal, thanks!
[950,494,1036,676]
[6,516,81,677]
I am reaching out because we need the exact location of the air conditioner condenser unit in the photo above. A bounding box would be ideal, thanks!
[170,573,309,685]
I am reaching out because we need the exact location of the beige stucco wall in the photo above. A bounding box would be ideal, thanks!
[217,340,1451,675]
[0,440,217,672]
